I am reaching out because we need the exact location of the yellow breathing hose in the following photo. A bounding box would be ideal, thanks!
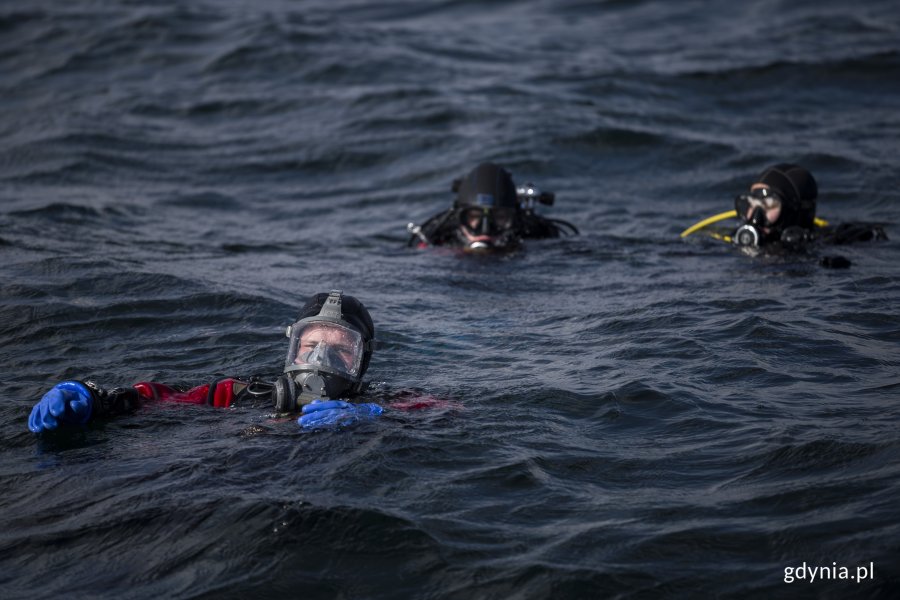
[680,210,830,239]
[680,211,739,238]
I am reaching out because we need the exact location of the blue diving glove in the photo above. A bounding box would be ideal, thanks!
[28,381,93,433]
[298,399,383,430]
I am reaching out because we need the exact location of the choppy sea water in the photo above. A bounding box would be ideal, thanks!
[1,0,899,598]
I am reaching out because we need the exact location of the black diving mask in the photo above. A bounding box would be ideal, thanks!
[735,188,783,227]
[458,205,516,236]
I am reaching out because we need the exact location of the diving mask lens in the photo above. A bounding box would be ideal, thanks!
[492,207,515,230]
[460,207,488,233]
[459,206,515,234]
[287,322,363,377]
[749,187,782,210]
[735,188,783,225]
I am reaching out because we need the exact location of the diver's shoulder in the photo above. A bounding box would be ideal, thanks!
[815,222,889,245]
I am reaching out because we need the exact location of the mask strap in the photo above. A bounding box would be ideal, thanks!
[318,290,343,320]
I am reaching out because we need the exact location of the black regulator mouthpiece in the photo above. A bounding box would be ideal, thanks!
[273,371,348,412]
[748,206,767,228]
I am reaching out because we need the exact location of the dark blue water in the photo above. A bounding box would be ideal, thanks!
[2,1,899,598]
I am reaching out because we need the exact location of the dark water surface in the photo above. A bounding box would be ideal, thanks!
[2,0,899,598]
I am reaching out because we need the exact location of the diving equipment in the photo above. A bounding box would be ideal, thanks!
[681,210,829,242]
[516,183,555,209]
[683,165,822,247]
[734,187,783,227]
[273,290,375,412]
[451,162,522,249]
[733,223,761,247]
[407,162,578,248]
[732,199,775,247]
[458,203,517,237]
[407,222,430,246]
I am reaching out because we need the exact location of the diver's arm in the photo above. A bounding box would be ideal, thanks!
[28,380,141,433]
[821,223,889,245]
[409,209,456,247]
[84,382,143,417]
[28,378,262,433]
[132,378,258,408]
[91,380,247,412]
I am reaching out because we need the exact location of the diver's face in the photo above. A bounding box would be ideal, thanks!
[459,206,516,245]
[295,325,357,371]
[463,208,483,231]
[746,184,782,230]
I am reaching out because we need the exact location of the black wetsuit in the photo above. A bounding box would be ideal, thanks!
[736,222,888,267]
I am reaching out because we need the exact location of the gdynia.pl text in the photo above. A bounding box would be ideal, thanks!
[784,562,875,584]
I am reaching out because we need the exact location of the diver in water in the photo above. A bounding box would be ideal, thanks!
[28,290,443,433]
[407,162,578,252]
[681,163,887,265]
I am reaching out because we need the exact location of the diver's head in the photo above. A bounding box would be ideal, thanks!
[733,164,817,246]
[275,290,375,410]
[452,162,521,251]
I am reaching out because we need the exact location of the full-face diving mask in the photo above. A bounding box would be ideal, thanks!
[733,188,784,247]
[273,292,371,411]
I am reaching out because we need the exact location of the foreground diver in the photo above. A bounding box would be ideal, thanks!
[407,162,578,252]
[28,291,436,433]
[681,164,887,264]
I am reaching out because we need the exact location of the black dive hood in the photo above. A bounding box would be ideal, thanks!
[753,164,818,232]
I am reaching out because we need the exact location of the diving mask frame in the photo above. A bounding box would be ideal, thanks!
[456,192,518,237]
[734,187,784,228]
